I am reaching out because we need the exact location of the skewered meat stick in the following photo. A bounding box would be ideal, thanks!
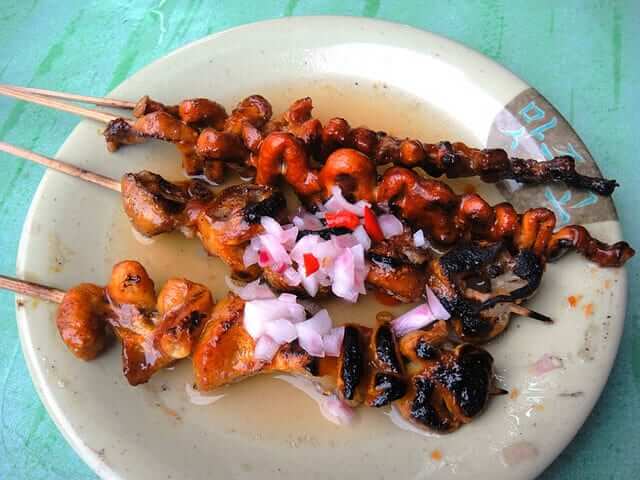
[251,142,633,267]
[279,97,618,195]
[1,261,211,384]
[0,263,503,433]
[0,85,618,195]
[0,141,631,344]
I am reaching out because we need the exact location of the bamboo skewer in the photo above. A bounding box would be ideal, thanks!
[2,85,136,110]
[0,141,121,192]
[0,275,65,303]
[0,85,121,124]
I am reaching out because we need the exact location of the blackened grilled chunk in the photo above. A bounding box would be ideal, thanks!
[365,322,406,407]
[439,242,503,276]
[374,323,402,374]
[368,373,406,407]
[397,343,495,433]
[410,376,453,431]
[434,344,493,418]
[243,190,286,224]
[338,326,364,403]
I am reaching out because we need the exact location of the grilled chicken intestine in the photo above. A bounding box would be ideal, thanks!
[103,94,618,196]
[51,258,498,433]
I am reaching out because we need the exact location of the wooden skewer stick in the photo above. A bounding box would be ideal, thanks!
[2,85,137,110]
[0,141,121,192]
[0,275,65,303]
[0,85,122,124]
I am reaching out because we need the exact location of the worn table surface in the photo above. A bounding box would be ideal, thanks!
[0,1,638,478]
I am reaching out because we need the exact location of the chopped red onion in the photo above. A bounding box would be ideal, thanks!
[254,335,281,362]
[332,233,359,249]
[265,319,298,344]
[296,322,325,357]
[378,214,404,239]
[243,244,259,267]
[530,353,564,376]
[303,309,332,335]
[391,303,437,337]
[322,326,345,357]
[292,212,324,231]
[301,269,321,297]
[425,286,451,320]
[283,266,302,286]
[352,225,371,250]
[413,229,426,247]
[323,186,371,216]
[319,395,355,426]
[225,276,275,301]
[278,293,298,303]
[332,247,357,302]
[258,233,291,267]
[260,216,284,236]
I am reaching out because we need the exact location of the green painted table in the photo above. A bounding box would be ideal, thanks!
[0,1,637,478]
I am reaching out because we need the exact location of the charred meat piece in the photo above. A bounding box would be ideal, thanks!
[427,242,550,343]
[196,184,286,279]
[364,321,407,407]
[336,325,366,406]
[396,343,495,433]
[398,320,449,366]
[178,98,228,128]
[53,261,214,385]
[366,229,430,303]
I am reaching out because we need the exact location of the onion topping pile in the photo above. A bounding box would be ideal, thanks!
[243,292,345,362]
[244,187,407,303]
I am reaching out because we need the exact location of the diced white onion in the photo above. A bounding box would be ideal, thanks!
[283,266,302,286]
[292,212,324,231]
[258,233,291,266]
[302,309,332,336]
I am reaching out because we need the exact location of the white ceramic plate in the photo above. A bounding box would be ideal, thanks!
[15,17,628,480]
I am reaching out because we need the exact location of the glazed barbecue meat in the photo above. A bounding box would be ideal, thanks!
[196,183,286,279]
[43,261,502,433]
[192,295,497,432]
[54,261,214,385]
[103,93,619,195]
[365,229,429,303]
[315,113,618,196]
[192,293,316,390]
[121,170,213,237]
